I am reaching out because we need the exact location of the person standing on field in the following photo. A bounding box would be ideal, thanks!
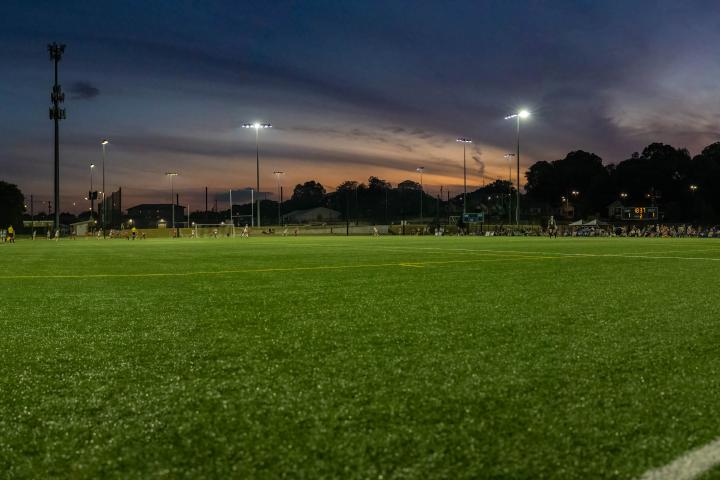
[547,216,558,238]
[7,225,15,243]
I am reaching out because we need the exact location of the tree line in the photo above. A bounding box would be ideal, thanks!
[3,140,720,229]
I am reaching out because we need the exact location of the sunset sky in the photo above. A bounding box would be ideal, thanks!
[2,0,720,212]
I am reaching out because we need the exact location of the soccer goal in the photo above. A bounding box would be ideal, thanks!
[192,223,235,238]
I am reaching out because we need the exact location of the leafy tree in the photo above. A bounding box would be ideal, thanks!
[0,181,25,229]
[290,181,326,210]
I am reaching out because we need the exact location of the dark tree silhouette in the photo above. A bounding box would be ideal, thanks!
[0,181,25,229]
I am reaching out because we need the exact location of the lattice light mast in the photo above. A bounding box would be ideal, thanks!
[48,42,66,233]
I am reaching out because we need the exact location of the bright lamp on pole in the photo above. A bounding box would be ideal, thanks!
[241,122,272,228]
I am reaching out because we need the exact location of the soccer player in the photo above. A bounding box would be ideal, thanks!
[242,224,249,238]
[372,226,379,237]
[547,215,558,238]
[7,225,15,243]
[131,226,137,240]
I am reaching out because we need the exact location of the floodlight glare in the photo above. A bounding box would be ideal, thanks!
[505,109,533,224]
[101,139,109,145]
[241,121,273,227]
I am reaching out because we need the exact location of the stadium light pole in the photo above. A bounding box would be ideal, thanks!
[273,171,284,226]
[89,163,95,223]
[416,167,424,224]
[166,172,179,237]
[456,138,472,215]
[504,153,515,224]
[101,139,109,236]
[505,109,530,224]
[242,122,272,228]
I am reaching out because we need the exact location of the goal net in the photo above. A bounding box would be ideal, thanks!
[191,223,236,238]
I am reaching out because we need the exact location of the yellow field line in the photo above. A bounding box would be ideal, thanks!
[0,255,552,280]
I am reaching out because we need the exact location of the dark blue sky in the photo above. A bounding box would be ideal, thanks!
[2,0,719,211]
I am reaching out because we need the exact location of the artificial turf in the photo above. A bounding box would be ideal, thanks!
[1,236,719,479]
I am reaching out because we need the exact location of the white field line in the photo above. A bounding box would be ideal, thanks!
[340,244,720,262]
[639,437,720,480]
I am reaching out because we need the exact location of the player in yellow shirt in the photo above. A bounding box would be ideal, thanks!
[7,225,15,243]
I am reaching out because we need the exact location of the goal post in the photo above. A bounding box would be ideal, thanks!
[191,223,235,238]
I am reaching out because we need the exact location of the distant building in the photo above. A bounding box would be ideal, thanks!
[70,219,96,236]
[607,200,626,220]
[126,204,185,228]
[282,207,342,224]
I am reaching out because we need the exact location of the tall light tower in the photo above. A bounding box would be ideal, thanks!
[166,172,179,236]
[504,110,530,224]
[416,167,425,224]
[242,122,272,227]
[273,171,284,225]
[504,153,515,224]
[456,137,472,215]
[89,163,95,222]
[101,139,109,236]
[48,43,66,234]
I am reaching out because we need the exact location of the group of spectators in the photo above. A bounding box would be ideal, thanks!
[545,224,720,238]
[622,224,720,238]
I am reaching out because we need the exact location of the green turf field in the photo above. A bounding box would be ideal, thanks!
[1,236,719,478]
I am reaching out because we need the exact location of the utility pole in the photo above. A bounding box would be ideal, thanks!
[417,167,424,225]
[273,171,284,226]
[48,43,66,234]
[346,188,350,236]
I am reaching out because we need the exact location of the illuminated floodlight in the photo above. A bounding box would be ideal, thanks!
[241,122,273,227]
[456,137,472,143]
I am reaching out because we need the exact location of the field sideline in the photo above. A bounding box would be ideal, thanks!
[1,236,719,478]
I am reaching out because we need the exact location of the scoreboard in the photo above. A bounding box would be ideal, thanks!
[462,212,485,223]
[622,206,658,221]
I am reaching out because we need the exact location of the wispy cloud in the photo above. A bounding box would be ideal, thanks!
[68,81,100,100]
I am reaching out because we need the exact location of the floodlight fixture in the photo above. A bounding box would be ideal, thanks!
[505,109,532,224]
[242,122,273,227]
